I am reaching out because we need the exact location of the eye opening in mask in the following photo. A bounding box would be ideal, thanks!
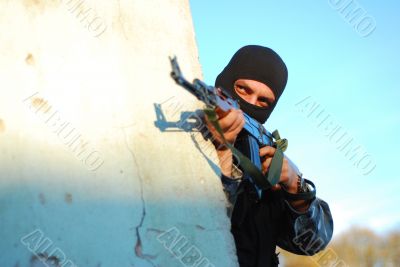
[233,79,276,108]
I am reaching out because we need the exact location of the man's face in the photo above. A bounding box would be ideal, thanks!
[234,79,276,108]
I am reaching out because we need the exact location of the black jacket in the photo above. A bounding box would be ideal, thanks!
[222,175,334,267]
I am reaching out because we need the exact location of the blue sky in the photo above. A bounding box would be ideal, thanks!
[189,0,400,235]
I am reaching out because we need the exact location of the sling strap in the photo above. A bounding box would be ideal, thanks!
[204,108,288,191]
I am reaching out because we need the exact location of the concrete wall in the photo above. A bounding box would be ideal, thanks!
[0,0,238,266]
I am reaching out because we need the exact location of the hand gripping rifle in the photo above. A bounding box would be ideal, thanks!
[169,56,288,197]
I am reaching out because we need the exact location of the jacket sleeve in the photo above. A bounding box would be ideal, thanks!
[277,193,334,255]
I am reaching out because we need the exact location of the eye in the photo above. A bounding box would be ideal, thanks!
[258,97,271,107]
[236,85,246,92]
[235,85,251,95]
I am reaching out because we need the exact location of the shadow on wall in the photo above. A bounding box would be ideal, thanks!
[154,103,221,177]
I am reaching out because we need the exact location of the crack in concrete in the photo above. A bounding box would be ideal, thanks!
[122,128,157,267]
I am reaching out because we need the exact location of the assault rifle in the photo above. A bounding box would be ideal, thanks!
[169,56,286,194]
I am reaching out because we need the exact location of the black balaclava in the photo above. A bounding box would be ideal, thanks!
[215,45,288,124]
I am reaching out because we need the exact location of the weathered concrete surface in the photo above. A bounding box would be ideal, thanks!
[0,0,238,266]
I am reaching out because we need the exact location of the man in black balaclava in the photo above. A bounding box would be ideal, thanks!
[205,45,333,267]
[215,45,287,124]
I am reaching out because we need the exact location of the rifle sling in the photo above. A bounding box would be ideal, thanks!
[204,108,287,191]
